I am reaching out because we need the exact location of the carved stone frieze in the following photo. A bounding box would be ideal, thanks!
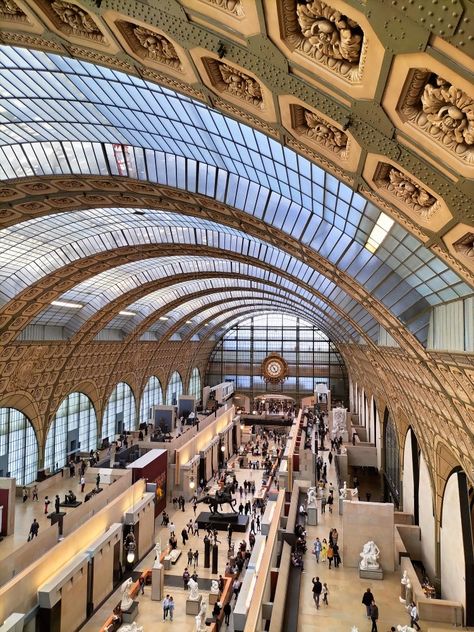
[0,0,28,23]
[398,70,474,165]
[373,163,440,219]
[452,232,474,258]
[201,0,243,16]
[40,0,104,41]
[203,58,263,109]
[116,22,182,69]
[280,0,365,82]
[291,104,348,157]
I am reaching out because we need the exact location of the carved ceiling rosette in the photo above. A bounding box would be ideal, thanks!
[34,0,105,42]
[0,0,29,23]
[373,162,440,220]
[453,233,474,258]
[203,58,264,109]
[280,0,365,82]
[290,104,349,158]
[398,70,474,166]
[201,0,244,16]
[116,22,182,70]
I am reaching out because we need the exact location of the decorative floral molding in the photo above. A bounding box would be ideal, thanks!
[291,104,348,157]
[203,58,263,109]
[201,0,244,16]
[280,0,365,82]
[453,232,474,258]
[398,70,474,165]
[44,0,104,41]
[117,22,182,70]
[0,0,29,23]
[373,163,440,219]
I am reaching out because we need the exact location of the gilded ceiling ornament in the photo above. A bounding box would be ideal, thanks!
[301,108,348,155]
[203,0,244,16]
[132,27,181,69]
[217,62,263,107]
[0,0,27,21]
[453,233,474,258]
[49,0,103,40]
[399,71,474,165]
[373,164,439,219]
[295,0,363,79]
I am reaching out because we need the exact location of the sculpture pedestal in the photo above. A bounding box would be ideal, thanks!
[399,583,407,603]
[186,595,202,615]
[307,505,317,526]
[122,600,139,623]
[151,563,164,601]
[339,498,345,515]
[209,592,219,605]
[359,564,383,580]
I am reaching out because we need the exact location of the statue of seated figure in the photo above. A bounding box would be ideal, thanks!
[359,540,380,570]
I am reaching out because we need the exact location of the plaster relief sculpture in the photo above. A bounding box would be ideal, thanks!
[204,0,243,16]
[218,63,263,108]
[307,486,317,506]
[293,106,349,157]
[50,0,102,40]
[359,540,380,570]
[295,0,364,80]
[0,0,28,22]
[132,27,181,68]
[453,232,474,258]
[373,163,440,220]
[399,71,474,165]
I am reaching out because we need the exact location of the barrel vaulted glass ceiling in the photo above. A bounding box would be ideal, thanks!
[0,45,472,347]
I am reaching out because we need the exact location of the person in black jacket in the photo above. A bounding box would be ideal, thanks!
[362,588,374,618]
[312,576,322,609]
[369,600,379,632]
[223,601,232,624]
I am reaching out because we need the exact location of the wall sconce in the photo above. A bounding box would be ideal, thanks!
[220,445,225,452]
[189,476,195,489]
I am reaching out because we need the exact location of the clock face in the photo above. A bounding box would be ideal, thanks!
[261,354,288,384]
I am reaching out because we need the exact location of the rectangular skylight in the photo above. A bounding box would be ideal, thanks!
[365,212,395,253]
[51,300,83,309]
[119,310,136,316]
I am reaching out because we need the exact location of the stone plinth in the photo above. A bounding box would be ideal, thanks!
[359,564,383,580]
[307,505,317,526]
[122,601,138,623]
[151,563,164,601]
[209,592,219,604]
[186,594,202,614]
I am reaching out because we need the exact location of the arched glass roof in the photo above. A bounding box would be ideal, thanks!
[0,45,472,348]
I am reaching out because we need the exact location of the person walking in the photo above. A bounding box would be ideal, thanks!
[22,486,28,503]
[333,542,341,568]
[327,543,334,569]
[193,549,199,568]
[193,520,199,537]
[187,548,194,566]
[96,473,100,489]
[183,568,190,590]
[322,582,329,606]
[163,594,170,620]
[321,538,328,562]
[32,485,39,501]
[44,496,50,515]
[28,518,39,540]
[362,588,374,618]
[409,601,421,630]
[327,491,334,513]
[313,537,322,563]
[312,576,322,609]
[369,600,379,632]
[168,596,175,621]
[181,527,189,546]
[80,475,85,493]
[169,521,176,536]
[224,601,232,625]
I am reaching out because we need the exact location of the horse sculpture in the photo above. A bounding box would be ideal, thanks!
[196,483,237,515]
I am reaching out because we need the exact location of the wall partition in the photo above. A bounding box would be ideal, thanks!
[383,408,401,508]
[45,393,97,471]
[101,382,136,441]
[139,376,163,424]
[206,314,348,404]
[0,407,38,485]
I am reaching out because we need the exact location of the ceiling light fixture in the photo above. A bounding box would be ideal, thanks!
[119,310,136,316]
[51,300,83,309]
[159,316,169,321]
[365,212,395,254]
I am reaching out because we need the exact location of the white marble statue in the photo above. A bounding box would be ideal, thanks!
[120,624,143,632]
[351,487,358,497]
[210,579,219,594]
[359,540,380,570]
[399,568,409,602]
[120,577,134,611]
[307,486,317,506]
[401,570,408,585]
[195,599,207,631]
[397,626,416,632]
[351,627,359,632]
[154,541,162,565]
[188,577,199,600]
[339,481,348,499]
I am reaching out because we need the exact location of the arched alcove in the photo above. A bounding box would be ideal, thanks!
[188,368,201,403]
[139,376,163,424]
[0,407,38,485]
[166,371,183,406]
[45,392,97,471]
[418,452,436,579]
[402,427,420,523]
[102,382,136,441]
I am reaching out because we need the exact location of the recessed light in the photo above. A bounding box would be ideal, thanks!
[186,320,193,324]
[119,310,136,316]
[51,300,83,309]
[159,316,169,321]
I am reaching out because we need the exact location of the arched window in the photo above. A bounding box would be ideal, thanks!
[384,409,401,507]
[45,393,97,471]
[188,368,201,402]
[166,371,183,406]
[140,376,163,424]
[102,382,136,441]
[0,407,38,485]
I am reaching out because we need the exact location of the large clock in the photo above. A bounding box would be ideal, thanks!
[261,353,289,385]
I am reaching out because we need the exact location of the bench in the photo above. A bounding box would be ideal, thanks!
[59,501,82,508]
[164,549,181,568]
